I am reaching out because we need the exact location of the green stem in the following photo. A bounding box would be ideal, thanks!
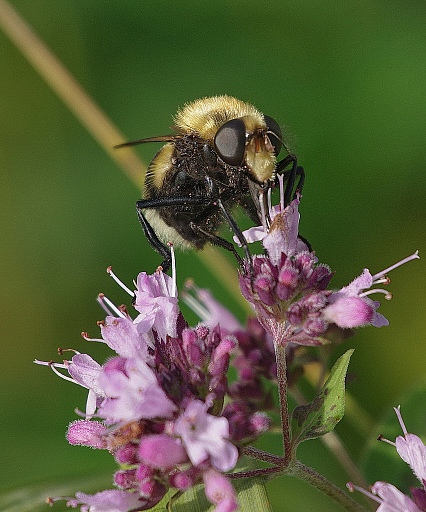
[290,461,367,512]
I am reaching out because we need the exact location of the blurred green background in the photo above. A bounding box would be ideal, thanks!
[1,0,425,510]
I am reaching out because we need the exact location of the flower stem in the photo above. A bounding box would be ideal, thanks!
[273,328,292,463]
[291,461,367,512]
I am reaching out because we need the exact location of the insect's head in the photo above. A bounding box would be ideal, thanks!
[213,114,283,186]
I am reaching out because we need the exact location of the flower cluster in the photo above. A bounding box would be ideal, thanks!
[38,269,270,512]
[348,406,426,511]
[238,184,418,346]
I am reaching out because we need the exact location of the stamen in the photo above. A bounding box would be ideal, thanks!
[107,266,135,297]
[182,291,210,321]
[49,363,77,383]
[267,187,272,213]
[97,293,126,318]
[81,331,104,343]
[377,433,396,447]
[361,289,393,300]
[259,190,268,231]
[373,251,419,280]
[393,405,408,435]
[168,242,177,297]
[346,483,382,505]
[278,174,285,211]
[372,276,391,286]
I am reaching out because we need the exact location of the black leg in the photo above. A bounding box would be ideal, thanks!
[276,154,305,206]
[136,204,172,271]
[189,220,244,268]
[136,195,211,270]
[217,198,252,267]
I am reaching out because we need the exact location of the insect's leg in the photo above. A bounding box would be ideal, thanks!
[189,221,244,269]
[276,154,305,206]
[136,201,172,271]
[136,195,210,271]
[216,198,252,267]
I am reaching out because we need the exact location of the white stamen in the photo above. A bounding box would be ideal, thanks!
[361,289,393,300]
[393,405,408,435]
[34,358,65,368]
[346,483,382,505]
[373,251,419,280]
[259,190,268,231]
[169,242,177,297]
[107,266,135,297]
[81,332,104,343]
[49,363,78,383]
[182,291,210,321]
[97,293,126,318]
[372,276,391,286]
[278,174,285,211]
[35,359,81,385]
[378,435,396,447]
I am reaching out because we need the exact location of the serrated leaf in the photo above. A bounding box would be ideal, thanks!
[291,349,354,445]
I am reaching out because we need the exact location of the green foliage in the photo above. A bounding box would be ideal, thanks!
[292,350,354,446]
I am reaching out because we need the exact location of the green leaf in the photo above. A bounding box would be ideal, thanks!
[150,475,272,512]
[291,349,354,445]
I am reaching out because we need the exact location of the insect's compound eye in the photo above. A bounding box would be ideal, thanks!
[214,118,246,167]
[264,115,282,156]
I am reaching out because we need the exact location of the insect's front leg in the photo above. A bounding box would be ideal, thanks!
[276,154,305,206]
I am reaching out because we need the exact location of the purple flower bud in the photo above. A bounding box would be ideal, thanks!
[114,443,139,465]
[182,328,203,368]
[114,469,137,490]
[66,420,107,449]
[203,468,238,512]
[169,467,200,490]
[209,336,237,377]
[250,412,270,435]
[138,434,188,470]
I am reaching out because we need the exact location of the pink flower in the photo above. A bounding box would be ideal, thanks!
[394,406,426,484]
[175,400,238,472]
[69,489,147,512]
[133,271,179,340]
[348,406,426,511]
[97,356,176,423]
[99,316,151,360]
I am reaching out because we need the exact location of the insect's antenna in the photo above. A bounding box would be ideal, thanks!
[114,135,175,149]
[266,130,292,156]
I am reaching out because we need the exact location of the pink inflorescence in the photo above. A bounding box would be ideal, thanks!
[38,267,271,512]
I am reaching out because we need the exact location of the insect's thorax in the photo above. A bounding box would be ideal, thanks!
[143,133,251,248]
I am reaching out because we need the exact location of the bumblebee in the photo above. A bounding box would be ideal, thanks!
[115,95,304,271]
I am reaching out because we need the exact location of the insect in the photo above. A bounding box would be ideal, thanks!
[115,95,304,271]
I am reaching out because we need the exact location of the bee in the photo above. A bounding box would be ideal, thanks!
[115,95,304,271]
